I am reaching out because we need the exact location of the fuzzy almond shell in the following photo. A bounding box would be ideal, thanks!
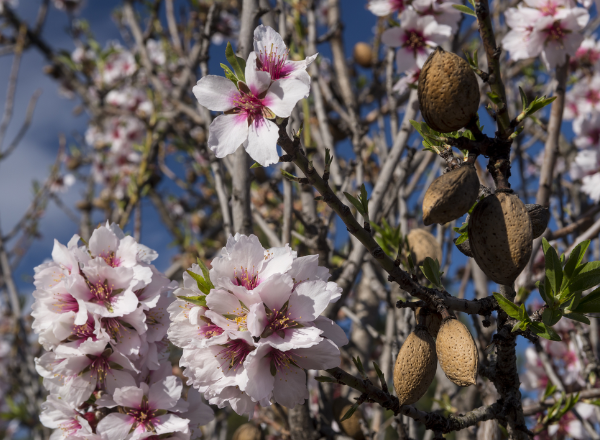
[468,192,533,285]
[423,165,480,226]
[232,424,262,440]
[393,327,437,405]
[407,229,443,265]
[436,319,478,387]
[332,398,365,440]
[418,47,480,133]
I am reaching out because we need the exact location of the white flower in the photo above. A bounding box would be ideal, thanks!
[570,37,600,71]
[253,25,317,88]
[40,394,93,439]
[565,74,600,120]
[502,1,589,69]
[570,149,600,180]
[146,39,166,66]
[96,377,189,440]
[244,339,340,408]
[412,0,461,33]
[381,9,451,73]
[582,173,600,202]
[52,0,84,13]
[209,234,295,290]
[368,0,409,16]
[573,112,600,149]
[193,51,309,167]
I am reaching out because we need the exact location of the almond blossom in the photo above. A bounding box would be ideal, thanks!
[253,25,317,88]
[96,377,190,440]
[168,233,346,416]
[193,51,309,167]
[502,1,589,69]
[33,223,213,439]
[381,9,451,73]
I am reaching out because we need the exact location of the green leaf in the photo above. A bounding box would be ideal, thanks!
[564,240,591,281]
[220,63,238,85]
[176,294,207,307]
[420,257,444,289]
[563,311,590,325]
[345,192,366,216]
[543,382,557,400]
[452,4,476,16]
[525,95,557,117]
[565,261,600,296]
[519,86,529,110]
[537,281,555,307]
[542,308,562,326]
[359,184,369,216]
[468,0,475,7]
[186,268,212,295]
[315,376,338,383]
[487,92,502,104]
[529,322,562,341]
[250,162,263,169]
[352,356,366,376]
[225,42,245,83]
[340,403,359,422]
[493,292,522,320]
[572,286,600,314]
[455,233,468,245]
[542,238,563,298]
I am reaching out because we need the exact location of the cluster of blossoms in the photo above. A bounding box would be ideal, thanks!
[168,234,348,416]
[32,223,213,439]
[502,0,590,70]
[74,40,164,200]
[194,25,315,167]
[520,318,598,438]
[369,0,459,92]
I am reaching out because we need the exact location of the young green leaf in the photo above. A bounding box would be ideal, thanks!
[225,42,246,83]
[519,86,529,110]
[571,286,600,314]
[419,257,444,289]
[493,292,522,320]
[564,261,600,297]
[525,95,557,117]
[529,322,561,341]
[220,63,238,85]
[563,240,590,281]
[452,4,476,16]
[176,294,207,307]
[542,238,563,298]
[537,281,555,308]
[186,269,211,295]
[487,92,502,104]
[542,382,557,400]
[563,311,590,325]
[542,308,562,326]
[340,403,359,422]
[344,192,366,216]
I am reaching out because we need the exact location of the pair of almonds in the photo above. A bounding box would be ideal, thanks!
[393,313,478,405]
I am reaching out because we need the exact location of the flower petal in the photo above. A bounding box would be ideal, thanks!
[207,114,249,159]
[193,76,239,111]
[244,119,280,167]
[263,78,310,117]
[314,316,349,347]
[293,339,341,370]
[149,376,182,410]
[96,413,134,440]
[113,386,144,409]
[245,52,272,96]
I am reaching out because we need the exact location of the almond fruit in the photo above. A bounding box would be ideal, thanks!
[468,191,533,285]
[232,423,262,440]
[333,397,365,440]
[414,307,443,339]
[418,47,480,133]
[423,164,480,226]
[393,324,437,405]
[436,318,478,387]
[407,228,443,266]
[353,42,373,68]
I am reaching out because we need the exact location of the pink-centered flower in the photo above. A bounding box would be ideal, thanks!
[253,25,317,88]
[565,74,600,120]
[193,52,309,167]
[40,394,93,440]
[381,9,451,73]
[96,377,189,440]
[412,0,461,33]
[244,339,340,408]
[502,1,589,69]
[570,37,600,71]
